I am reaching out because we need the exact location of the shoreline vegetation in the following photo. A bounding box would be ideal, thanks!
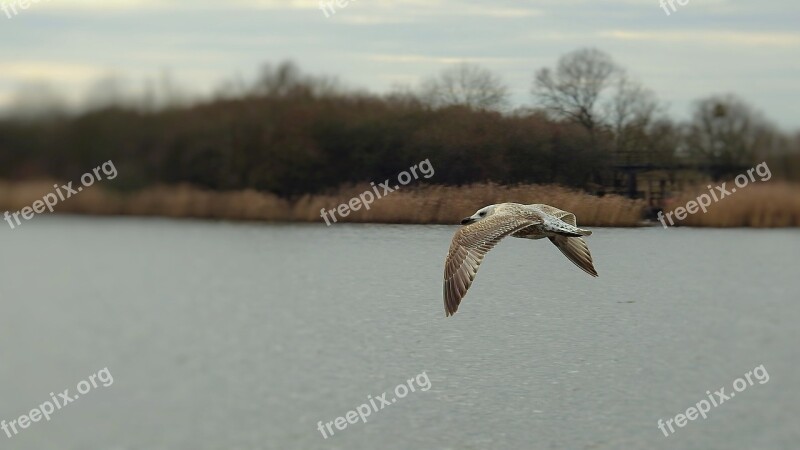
[1,180,798,228]
[666,182,800,228]
[2,56,799,229]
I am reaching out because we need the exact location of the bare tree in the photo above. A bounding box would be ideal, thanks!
[533,48,677,192]
[84,75,129,110]
[608,76,659,131]
[385,83,425,109]
[684,94,776,172]
[606,75,667,163]
[254,61,341,98]
[420,63,509,110]
[254,61,305,97]
[134,70,192,112]
[532,48,620,133]
[9,82,68,120]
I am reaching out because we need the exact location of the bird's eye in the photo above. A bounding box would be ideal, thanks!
[479,212,486,217]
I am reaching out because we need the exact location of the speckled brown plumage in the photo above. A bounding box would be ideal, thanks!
[443,203,598,316]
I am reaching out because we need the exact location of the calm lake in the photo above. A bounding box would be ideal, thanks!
[1,217,798,449]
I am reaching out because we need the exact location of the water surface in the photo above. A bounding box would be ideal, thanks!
[1,217,798,449]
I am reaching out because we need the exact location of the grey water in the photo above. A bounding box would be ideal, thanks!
[1,217,798,450]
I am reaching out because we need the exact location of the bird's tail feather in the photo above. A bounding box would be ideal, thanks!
[543,216,592,237]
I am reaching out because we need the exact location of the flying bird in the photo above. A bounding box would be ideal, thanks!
[443,203,598,316]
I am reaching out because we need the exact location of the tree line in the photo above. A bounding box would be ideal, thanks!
[1,48,798,197]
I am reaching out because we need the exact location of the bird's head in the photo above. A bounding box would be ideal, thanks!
[461,204,498,225]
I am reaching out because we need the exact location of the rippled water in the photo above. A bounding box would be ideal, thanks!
[1,217,798,449]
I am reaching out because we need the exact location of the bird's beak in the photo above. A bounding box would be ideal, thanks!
[461,217,475,225]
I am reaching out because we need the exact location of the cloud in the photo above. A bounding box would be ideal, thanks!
[0,0,796,128]
[0,62,104,82]
[601,30,800,47]
[362,54,519,64]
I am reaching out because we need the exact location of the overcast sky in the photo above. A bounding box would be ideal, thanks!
[1,0,798,129]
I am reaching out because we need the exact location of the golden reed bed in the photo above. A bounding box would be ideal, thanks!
[664,182,800,228]
[0,180,797,227]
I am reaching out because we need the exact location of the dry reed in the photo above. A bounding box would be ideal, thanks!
[664,182,800,227]
[16,179,800,228]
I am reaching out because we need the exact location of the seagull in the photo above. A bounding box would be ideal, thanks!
[442,203,598,316]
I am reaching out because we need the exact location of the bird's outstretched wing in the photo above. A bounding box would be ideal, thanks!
[443,213,540,316]
[529,204,598,277]
[548,235,598,277]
